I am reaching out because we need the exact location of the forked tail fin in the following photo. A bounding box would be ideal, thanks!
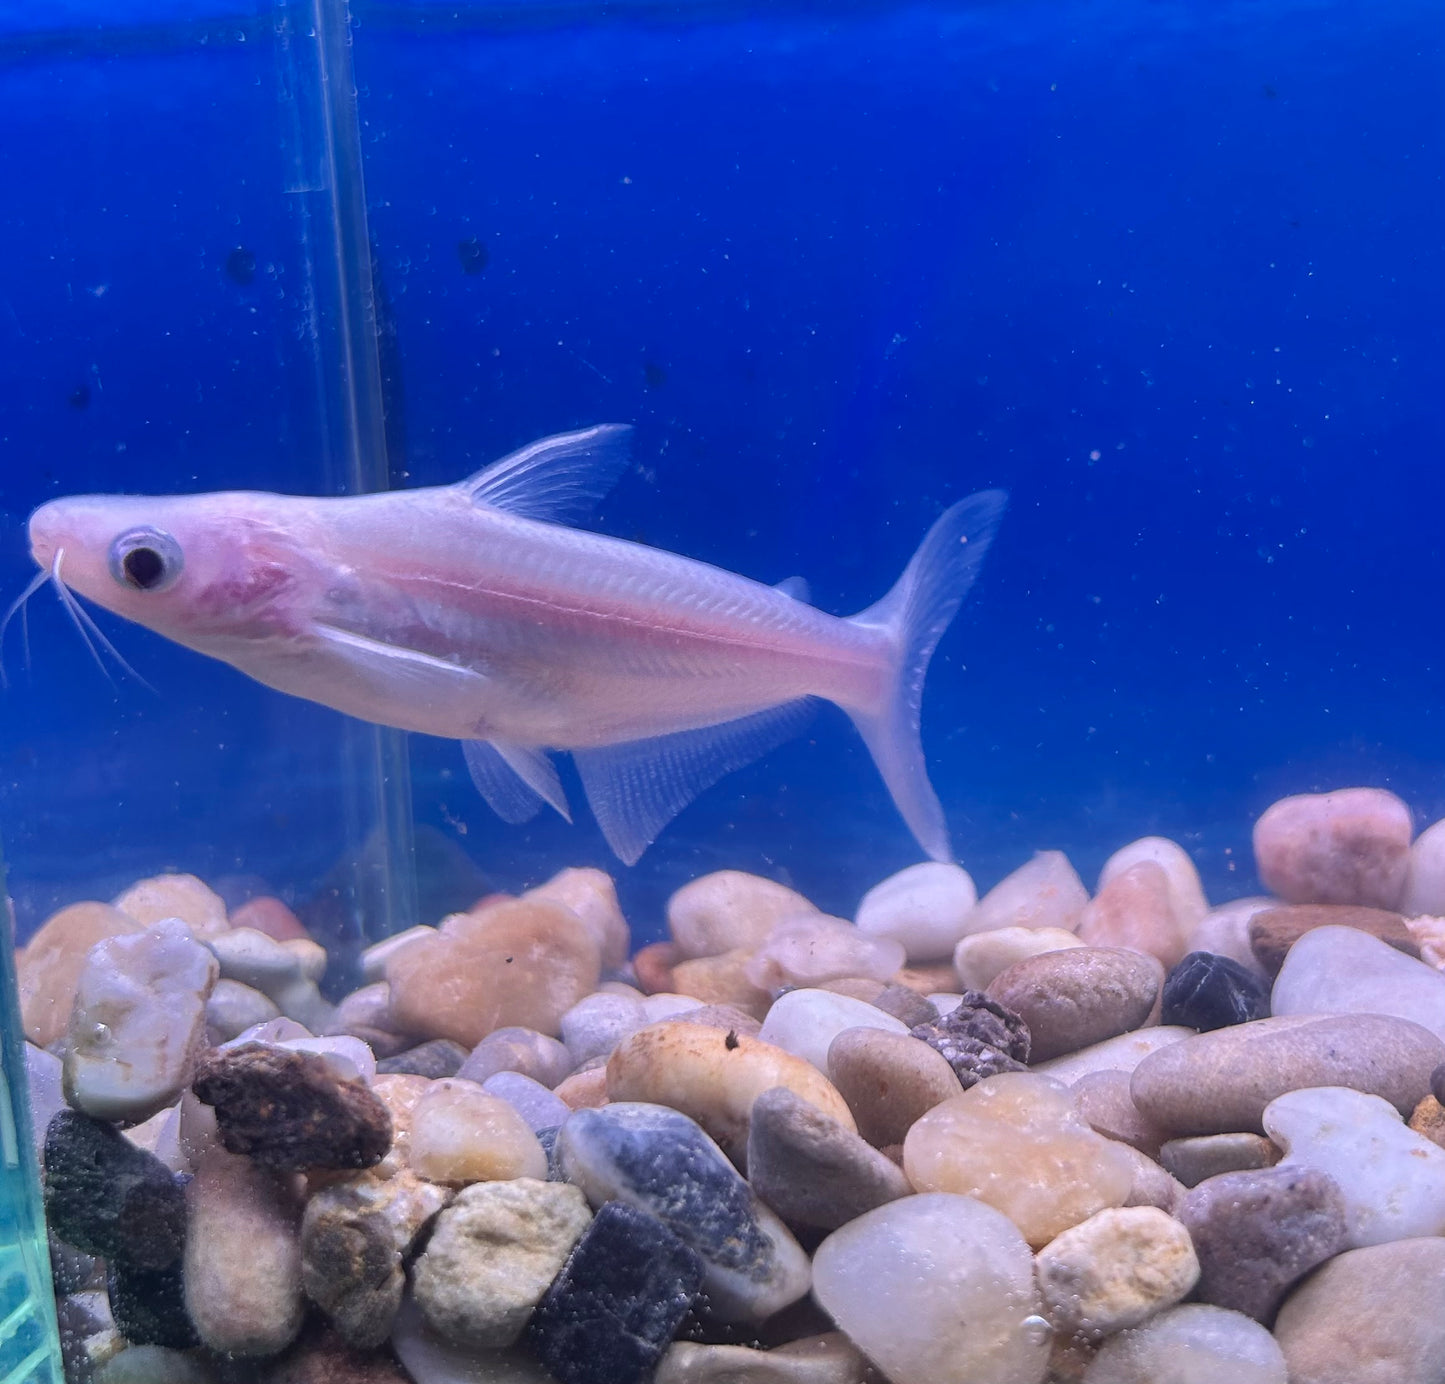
[845,490,1008,861]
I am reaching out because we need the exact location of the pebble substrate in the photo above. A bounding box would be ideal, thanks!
[18,784,1445,1384]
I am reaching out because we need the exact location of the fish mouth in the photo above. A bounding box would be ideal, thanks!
[26,500,64,571]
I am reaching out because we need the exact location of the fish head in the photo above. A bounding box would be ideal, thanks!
[27,491,315,650]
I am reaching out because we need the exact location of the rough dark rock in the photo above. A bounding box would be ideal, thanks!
[106,1256,199,1349]
[1162,951,1271,1031]
[1178,1166,1349,1324]
[43,1109,186,1268]
[909,990,1030,1086]
[375,1040,469,1079]
[300,1205,400,1350]
[746,1087,911,1230]
[192,1042,392,1171]
[526,1200,703,1384]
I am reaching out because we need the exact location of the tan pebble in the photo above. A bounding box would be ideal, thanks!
[607,1020,855,1163]
[966,851,1091,935]
[902,1071,1135,1247]
[1116,1143,1185,1214]
[1248,903,1417,975]
[525,867,631,970]
[826,1027,963,1148]
[1099,837,1209,931]
[1254,786,1413,909]
[889,961,958,994]
[632,940,681,994]
[1072,1070,1170,1158]
[17,901,145,1047]
[953,926,1086,992]
[409,1078,548,1184]
[746,916,905,992]
[369,1074,433,1178]
[1406,914,1445,970]
[1047,1335,1100,1384]
[386,899,601,1046]
[668,870,819,959]
[113,872,230,939]
[184,1145,303,1356]
[555,1066,610,1110]
[1036,1205,1199,1339]
[229,896,309,942]
[1075,861,1189,969]
[1409,1095,1445,1150]
[671,948,773,1018]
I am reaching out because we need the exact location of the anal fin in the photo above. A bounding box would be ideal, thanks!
[463,740,570,824]
[572,698,814,865]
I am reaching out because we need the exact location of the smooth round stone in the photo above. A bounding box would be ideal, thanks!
[555,1065,610,1110]
[376,1038,470,1079]
[606,1021,855,1164]
[1159,1133,1280,1187]
[1253,787,1412,909]
[668,871,819,959]
[1099,837,1209,931]
[1403,817,1445,916]
[1075,861,1189,969]
[205,979,281,1042]
[19,901,149,1049]
[483,1071,572,1133]
[654,1334,872,1384]
[459,1025,574,1090]
[113,873,231,939]
[1178,1167,1347,1323]
[1071,1070,1169,1157]
[1273,1238,1445,1384]
[985,947,1163,1062]
[228,895,308,942]
[642,993,706,1023]
[1249,904,1417,975]
[671,950,774,1018]
[386,900,601,1047]
[1263,1085,1445,1247]
[409,1079,549,1184]
[560,991,649,1065]
[93,1345,215,1384]
[359,925,437,986]
[817,978,936,1028]
[631,940,680,995]
[1036,1206,1199,1339]
[827,1026,963,1147]
[65,917,219,1125]
[184,1146,303,1357]
[413,1179,592,1350]
[854,861,978,962]
[812,1193,1048,1384]
[392,1298,559,1384]
[1186,899,1273,982]
[1160,952,1269,1031]
[954,926,1086,992]
[24,1044,63,1159]
[1271,925,1445,1042]
[1116,1142,1185,1214]
[1081,1304,1286,1384]
[558,1102,811,1323]
[746,916,906,992]
[903,1072,1135,1247]
[1033,1026,1194,1086]
[757,989,908,1071]
[746,1086,912,1229]
[1129,1013,1445,1135]
[526,867,631,971]
[205,928,332,1031]
[964,851,1090,935]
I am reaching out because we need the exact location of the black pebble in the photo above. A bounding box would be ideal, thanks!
[457,237,488,274]
[526,1200,703,1384]
[43,1109,187,1269]
[375,1038,469,1079]
[106,1258,198,1350]
[225,246,256,285]
[1162,951,1271,1031]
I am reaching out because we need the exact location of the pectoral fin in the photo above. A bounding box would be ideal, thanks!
[572,699,814,865]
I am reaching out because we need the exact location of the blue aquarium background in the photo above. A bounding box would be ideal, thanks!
[0,0,1440,952]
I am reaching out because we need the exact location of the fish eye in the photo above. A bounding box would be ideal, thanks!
[107,528,184,593]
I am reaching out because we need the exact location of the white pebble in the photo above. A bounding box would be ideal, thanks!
[482,1072,571,1133]
[855,862,979,962]
[1082,1304,1286,1384]
[360,925,438,985]
[640,993,705,1023]
[1404,819,1445,916]
[954,926,1086,991]
[745,915,906,991]
[964,851,1089,935]
[756,989,909,1071]
[559,991,648,1065]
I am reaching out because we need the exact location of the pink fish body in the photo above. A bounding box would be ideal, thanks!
[22,426,1005,862]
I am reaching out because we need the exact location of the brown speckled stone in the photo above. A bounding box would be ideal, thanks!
[1249,903,1417,976]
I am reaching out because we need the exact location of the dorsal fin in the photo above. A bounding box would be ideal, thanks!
[459,424,633,525]
[773,576,811,603]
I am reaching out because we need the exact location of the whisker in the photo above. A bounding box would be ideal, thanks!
[50,550,156,694]
[0,565,49,690]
